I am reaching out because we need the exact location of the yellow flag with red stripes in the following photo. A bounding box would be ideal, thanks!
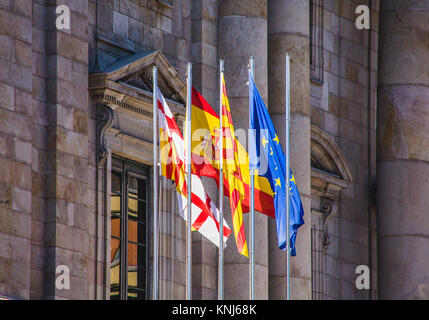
[221,75,248,257]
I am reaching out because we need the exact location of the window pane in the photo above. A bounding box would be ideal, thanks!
[128,199,146,220]
[111,170,122,300]
[128,176,139,197]
[111,217,121,239]
[112,172,121,194]
[111,195,121,215]
[127,242,146,300]
[110,237,121,299]
[128,197,138,217]
[128,176,146,201]
[128,219,146,245]
[127,288,146,300]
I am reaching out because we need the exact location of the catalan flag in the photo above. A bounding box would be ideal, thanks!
[220,76,248,257]
[157,86,232,247]
[190,88,276,219]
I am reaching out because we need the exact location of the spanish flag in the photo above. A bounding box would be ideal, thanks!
[190,88,276,219]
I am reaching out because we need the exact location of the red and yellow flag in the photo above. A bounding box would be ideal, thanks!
[220,76,248,257]
[190,88,276,219]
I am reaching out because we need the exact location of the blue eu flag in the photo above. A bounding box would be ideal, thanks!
[249,73,304,256]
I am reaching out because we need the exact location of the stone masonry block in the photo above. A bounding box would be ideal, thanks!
[0,34,13,60]
[0,82,14,111]
[113,11,128,38]
[12,186,31,213]
[14,40,32,68]
[14,138,32,164]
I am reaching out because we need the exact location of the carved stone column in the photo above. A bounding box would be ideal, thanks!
[377,0,429,300]
[268,0,312,300]
[218,0,269,300]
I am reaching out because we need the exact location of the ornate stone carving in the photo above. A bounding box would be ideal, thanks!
[321,197,337,251]
[91,50,188,169]
[310,125,352,250]
[89,50,186,122]
[96,104,114,166]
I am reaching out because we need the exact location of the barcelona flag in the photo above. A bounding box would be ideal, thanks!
[248,73,304,256]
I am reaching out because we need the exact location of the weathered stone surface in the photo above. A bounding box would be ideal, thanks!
[0,34,13,60]
[268,35,310,116]
[377,0,429,300]
[378,86,429,162]
[219,0,267,19]
[218,0,268,300]
[268,0,311,300]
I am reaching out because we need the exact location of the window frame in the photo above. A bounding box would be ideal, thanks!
[111,156,150,300]
[310,0,324,84]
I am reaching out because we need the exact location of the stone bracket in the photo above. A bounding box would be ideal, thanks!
[96,104,114,166]
[321,197,337,251]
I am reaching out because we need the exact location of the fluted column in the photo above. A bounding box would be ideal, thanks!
[377,0,429,300]
[267,0,312,300]
[218,0,269,299]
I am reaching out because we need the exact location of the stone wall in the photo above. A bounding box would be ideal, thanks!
[42,0,91,300]
[0,0,33,300]
[1,0,419,301]
[309,0,379,299]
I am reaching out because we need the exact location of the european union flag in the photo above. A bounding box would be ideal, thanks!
[249,73,304,256]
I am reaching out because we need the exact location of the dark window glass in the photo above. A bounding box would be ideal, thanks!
[110,157,148,300]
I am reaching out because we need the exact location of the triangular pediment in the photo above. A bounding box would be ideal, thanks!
[89,50,186,119]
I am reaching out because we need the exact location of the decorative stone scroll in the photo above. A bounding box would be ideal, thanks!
[321,197,338,251]
[310,125,352,250]
[96,104,114,166]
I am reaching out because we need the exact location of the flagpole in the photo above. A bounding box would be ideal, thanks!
[152,66,159,300]
[186,62,193,300]
[249,56,255,300]
[218,59,225,300]
[285,53,291,301]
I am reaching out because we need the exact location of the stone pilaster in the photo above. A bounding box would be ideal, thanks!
[268,0,312,300]
[377,0,429,300]
[0,0,33,300]
[190,0,219,300]
[43,0,90,299]
[218,0,269,300]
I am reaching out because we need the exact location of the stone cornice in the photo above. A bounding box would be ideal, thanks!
[89,50,186,123]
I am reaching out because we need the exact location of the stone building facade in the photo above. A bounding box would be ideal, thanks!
[0,0,427,300]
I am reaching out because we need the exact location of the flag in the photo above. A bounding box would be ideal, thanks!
[248,74,304,256]
[157,86,232,247]
[220,75,248,257]
[190,88,276,218]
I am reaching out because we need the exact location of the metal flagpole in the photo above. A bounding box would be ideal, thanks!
[218,59,225,300]
[285,53,291,301]
[186,62,193,300]
[152,66,159,300]
[249,56,255,300]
